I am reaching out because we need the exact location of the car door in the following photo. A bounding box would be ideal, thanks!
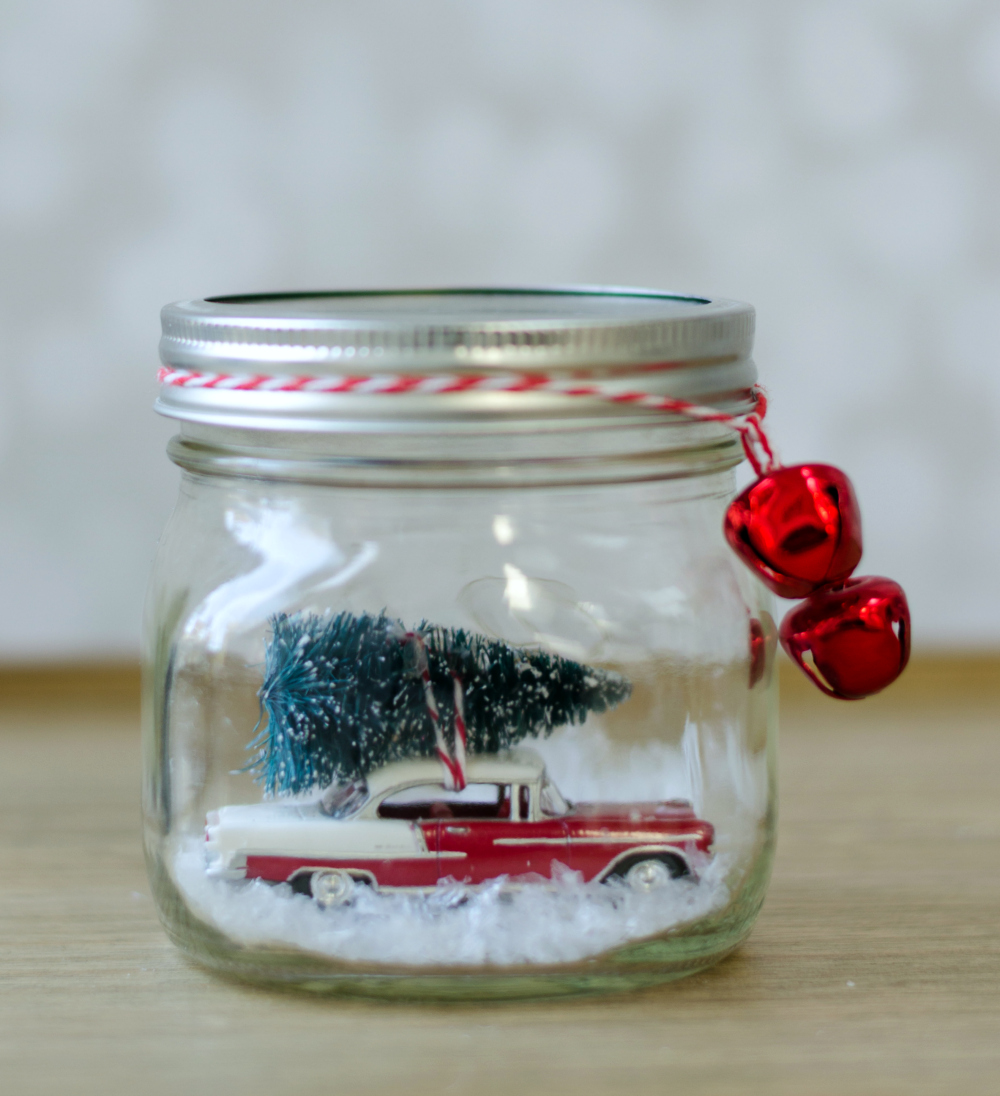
[371,784,448,888]
[437,783,571,883]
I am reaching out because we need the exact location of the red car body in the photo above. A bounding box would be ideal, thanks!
[205,749,713,899]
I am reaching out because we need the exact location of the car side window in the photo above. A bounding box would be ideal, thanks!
[377,783,513,821]
[518,785,530,821]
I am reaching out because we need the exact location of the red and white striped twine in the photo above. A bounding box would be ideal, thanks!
[403,631,467,791]
[450,673,468,787]
[158,366,777,476]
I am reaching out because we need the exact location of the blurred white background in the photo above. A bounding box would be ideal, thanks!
[1,0,998,659]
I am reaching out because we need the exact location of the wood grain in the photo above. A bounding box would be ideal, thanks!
[1,661,998,1096]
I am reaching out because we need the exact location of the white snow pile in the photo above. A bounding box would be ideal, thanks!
[172,839,730,968]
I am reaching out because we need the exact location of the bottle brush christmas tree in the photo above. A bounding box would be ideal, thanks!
[247,610,632,797]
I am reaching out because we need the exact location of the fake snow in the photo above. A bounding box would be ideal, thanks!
[172,838,730,968]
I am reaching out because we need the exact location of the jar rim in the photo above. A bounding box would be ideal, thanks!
[157,285,757,433]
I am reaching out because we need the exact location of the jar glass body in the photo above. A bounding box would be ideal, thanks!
[143,422,777,999]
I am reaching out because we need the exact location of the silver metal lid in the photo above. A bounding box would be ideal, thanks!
[157,287,756,433]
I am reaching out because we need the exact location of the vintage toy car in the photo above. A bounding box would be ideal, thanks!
[205,748,713,907]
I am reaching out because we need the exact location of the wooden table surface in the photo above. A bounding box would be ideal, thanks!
[1,659,998,1096]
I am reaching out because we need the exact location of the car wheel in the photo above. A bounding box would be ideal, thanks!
[310,869,357,908]
[621,856,683,892]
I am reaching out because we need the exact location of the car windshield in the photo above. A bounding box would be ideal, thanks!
[539,774,570,817]
[319,778,369,819]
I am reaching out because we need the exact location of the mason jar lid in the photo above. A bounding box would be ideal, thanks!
[157,287,756,433]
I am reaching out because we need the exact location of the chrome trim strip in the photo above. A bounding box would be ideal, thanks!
[570,834,693,845]
[493,834,694,847]
[246,849,439,860]
[493,837,570,846]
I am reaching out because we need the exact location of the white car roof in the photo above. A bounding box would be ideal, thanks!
[365,746,546,797]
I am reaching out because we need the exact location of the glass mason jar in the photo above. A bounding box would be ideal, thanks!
[144,288,777,1000]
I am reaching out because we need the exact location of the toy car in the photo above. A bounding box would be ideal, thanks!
[204,748,713,907]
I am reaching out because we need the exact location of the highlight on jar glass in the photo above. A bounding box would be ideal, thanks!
[143,288,905,999]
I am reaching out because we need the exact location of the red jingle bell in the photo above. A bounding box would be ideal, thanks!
[779,576,910,699]
[724,464,863,598]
